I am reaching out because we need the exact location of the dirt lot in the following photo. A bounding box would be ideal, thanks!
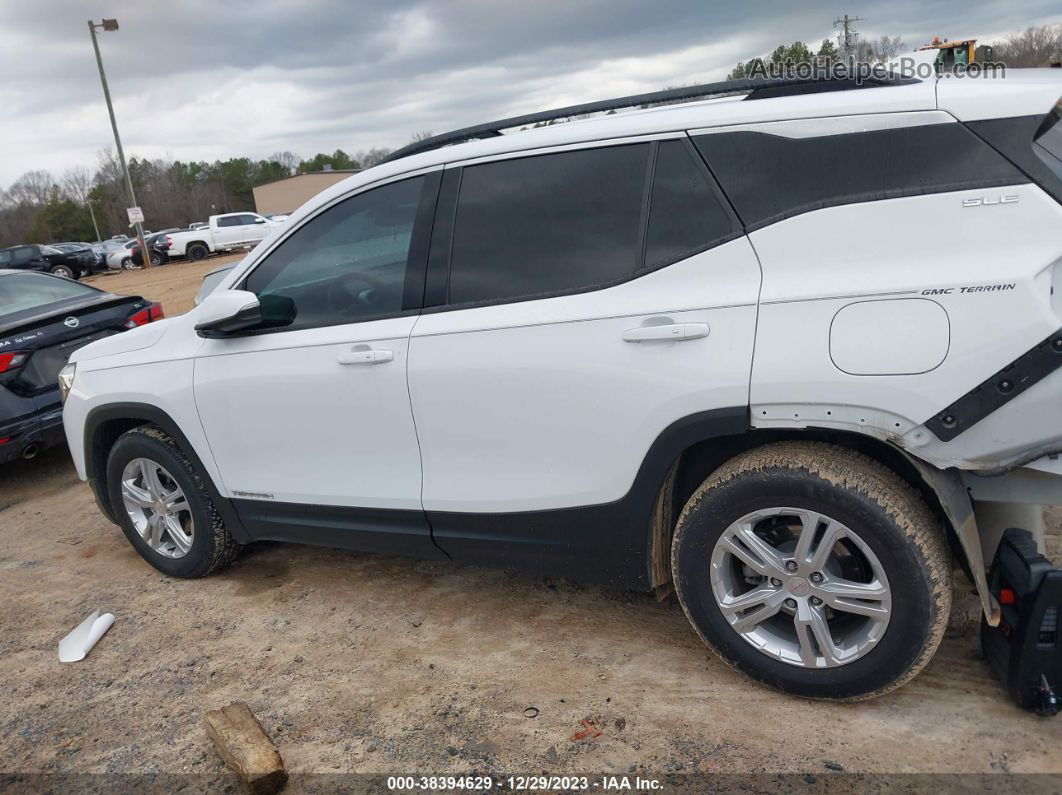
[2,259,1061,789]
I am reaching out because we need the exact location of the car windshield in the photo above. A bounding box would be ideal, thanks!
[0,272,98,316]
[39,245,65,255]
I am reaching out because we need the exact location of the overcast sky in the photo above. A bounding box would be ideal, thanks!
[1,1,1060,188]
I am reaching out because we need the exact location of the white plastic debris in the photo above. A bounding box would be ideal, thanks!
[58,610,115,663]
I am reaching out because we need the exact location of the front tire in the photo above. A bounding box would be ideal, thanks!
[105,426,241,578]
[671,441,951,700]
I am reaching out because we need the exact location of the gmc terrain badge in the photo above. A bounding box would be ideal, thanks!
[63,317,79,328]
[962,195,1019,207]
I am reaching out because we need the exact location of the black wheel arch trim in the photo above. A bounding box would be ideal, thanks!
[83,402,252,543]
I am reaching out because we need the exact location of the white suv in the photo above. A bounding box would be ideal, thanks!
[61,70,1062,701]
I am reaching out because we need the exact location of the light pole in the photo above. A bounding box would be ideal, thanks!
[88,18,151,267]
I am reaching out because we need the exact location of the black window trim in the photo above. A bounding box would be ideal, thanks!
[421,135,744,316]
[231,168,443,335]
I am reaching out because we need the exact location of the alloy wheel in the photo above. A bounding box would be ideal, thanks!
[120,457,195,558]
[710,507,891,669]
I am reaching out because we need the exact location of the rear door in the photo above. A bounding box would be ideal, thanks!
[407,139,761,582]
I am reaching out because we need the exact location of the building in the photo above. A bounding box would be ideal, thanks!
[252,168,359,215]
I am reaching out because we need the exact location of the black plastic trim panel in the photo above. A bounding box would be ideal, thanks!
[965,115,1062,206]
[693,123,1029,232]
[925,328,1062,442]
[233,499,448,560]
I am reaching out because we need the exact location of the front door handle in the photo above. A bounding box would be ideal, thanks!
[337,348,394,365]
[622,323,709,342]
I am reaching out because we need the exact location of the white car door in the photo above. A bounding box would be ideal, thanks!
[194,172,444,557]
[407,140,760,583]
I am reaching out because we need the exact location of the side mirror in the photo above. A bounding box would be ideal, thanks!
[253,217,267,224]
[194,290,295,338]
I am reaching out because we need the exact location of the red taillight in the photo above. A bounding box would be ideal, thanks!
[1000,587,1017,606]
[0,351,28,373]
[123,302,165,329]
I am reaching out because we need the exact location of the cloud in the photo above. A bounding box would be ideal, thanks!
[1,0,1060,186]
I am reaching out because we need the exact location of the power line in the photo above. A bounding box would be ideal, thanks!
[833,14,865,60]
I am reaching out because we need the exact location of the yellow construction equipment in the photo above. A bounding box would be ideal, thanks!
[918,37,994,69]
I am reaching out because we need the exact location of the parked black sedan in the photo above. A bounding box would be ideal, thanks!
[0,269,163,464]
[53,242,108,272]
[0,244,96,279]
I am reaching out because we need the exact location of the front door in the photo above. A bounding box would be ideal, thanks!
[194,172,443,557]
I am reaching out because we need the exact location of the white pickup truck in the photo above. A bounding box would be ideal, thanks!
[168,212,286,261]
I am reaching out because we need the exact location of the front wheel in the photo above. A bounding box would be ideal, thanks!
[671,441,951,701]
[105,426,241,578]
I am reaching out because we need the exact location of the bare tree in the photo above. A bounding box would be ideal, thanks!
[270,150,301,176]
[409,130,434,144]
[8,170,55,206]
[991,24,1062,67]
[854,35,906,64]
[355,146,393,168]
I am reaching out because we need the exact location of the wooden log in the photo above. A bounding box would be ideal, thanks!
[205,701,287,794]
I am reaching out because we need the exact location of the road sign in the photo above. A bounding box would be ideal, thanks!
[126,206,144,224]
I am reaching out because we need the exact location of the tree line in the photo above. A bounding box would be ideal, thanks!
[727,23,1061,79]
[0,144,405,248]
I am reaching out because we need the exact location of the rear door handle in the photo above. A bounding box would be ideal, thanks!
[337,348,394,365]
[622,323,709,342]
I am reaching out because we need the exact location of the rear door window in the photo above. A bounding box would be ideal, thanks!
[447,144,650,305]
[644,140,740,269]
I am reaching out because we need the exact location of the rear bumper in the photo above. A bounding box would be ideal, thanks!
[0,404,65,464]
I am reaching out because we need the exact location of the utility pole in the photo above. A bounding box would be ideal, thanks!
[88,19,152,267]
[833,14,865,61]
[86,199,101,241]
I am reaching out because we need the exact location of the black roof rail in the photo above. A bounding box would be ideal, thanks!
[380,73,918,165]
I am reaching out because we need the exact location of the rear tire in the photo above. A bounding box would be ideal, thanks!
[671,441,951,701]
[187,243,208,261]
[50,264,74,279]
[121,257,136,270]
[105,426,241,578]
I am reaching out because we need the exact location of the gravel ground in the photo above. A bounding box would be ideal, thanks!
[1,259,1060,789]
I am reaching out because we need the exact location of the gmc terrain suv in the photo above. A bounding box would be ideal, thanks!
[62,69,1062,700]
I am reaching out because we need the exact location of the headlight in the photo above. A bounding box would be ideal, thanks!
[58,362,77,403]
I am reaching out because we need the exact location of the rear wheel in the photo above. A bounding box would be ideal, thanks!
[671,441,951,700]
[106,426,241,578]
[50,264,75,279]
[121,257,136,270]
[187,243,209,261]
[149,251,164,266]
